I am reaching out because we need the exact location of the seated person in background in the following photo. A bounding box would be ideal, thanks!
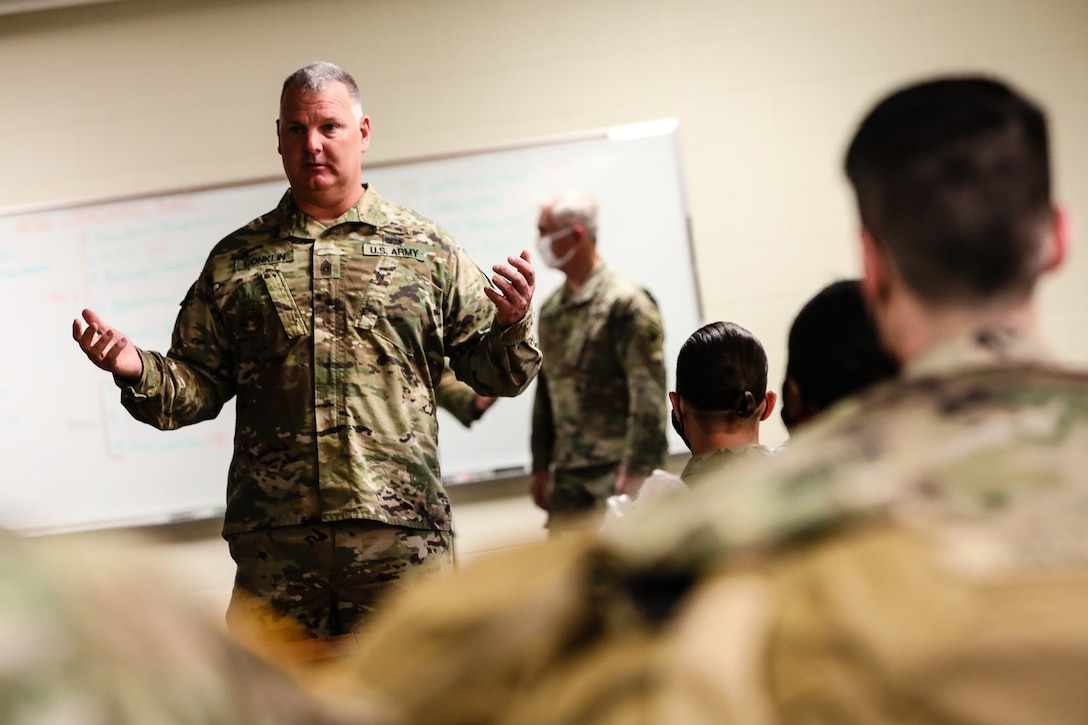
[310,75,1088,725]
[779,278,899,434]
[608,321,777,519]
[436,362,497,428]
[0,527,378,724]
[668,321,778,489]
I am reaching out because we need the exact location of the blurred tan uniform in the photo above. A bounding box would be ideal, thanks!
[0,528,383,724]
[315,332,1088,725]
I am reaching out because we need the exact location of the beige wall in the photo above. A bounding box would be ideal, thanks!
[4,0,1087,608]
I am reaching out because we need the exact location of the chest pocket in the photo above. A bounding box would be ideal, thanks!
[356,256,399,330]
[262,269,308,337]
[353,255,439,358]
[220,268,307,362]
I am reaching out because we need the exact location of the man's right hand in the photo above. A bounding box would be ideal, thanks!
[530,470,551,510]
[72,308,143,382]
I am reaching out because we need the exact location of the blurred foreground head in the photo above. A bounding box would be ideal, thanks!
[845,76,1067,364]
[846,76,1056,306]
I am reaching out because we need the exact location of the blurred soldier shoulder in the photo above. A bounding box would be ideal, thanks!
[0,527,385,725]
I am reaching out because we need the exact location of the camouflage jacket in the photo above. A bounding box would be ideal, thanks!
[530,262,667,476]
[435,363,485,428]
[119,187,540,536]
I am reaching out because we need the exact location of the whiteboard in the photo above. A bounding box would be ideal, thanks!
[0,121,699,534]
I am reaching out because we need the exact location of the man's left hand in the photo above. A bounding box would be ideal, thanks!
[485,249,536,328]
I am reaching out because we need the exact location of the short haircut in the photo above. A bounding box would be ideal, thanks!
[676,321,768,419]
[786,279,899,412]
[844,76,1052,306]
[541,191,599,240]
[280,61,363,122]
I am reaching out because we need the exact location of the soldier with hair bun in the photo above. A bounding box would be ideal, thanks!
[667,321,777,489]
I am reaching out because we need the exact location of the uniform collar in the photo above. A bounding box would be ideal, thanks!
[903,327,1052,380]
[561,260,610,306]
[680,444,772,482]
[277,184,386,240]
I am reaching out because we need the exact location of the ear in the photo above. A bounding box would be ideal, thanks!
[359,115,372,154]
[859,227,887,306]
[276,119,282,156]
[668,391,681,417]
[760,390,777,422]
[1042,205,1072,273]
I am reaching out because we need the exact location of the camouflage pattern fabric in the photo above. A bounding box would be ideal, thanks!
[312,328,1088,724]
[546,462,623,530]
[225,520,453,639]
[531,262,667,508]
[0,528,384,725]
[678,443,775,489]
[435,363,486,428]
[118,185,540,538]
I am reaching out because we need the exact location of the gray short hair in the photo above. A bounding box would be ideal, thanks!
[280,61,363,122]
[542,190,598,240]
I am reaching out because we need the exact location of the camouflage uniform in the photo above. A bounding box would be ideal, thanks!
[435,363,487,427]
[531,262,667,529]
[317,328,1088,724]
[0,528,382,724]
[224,520,453,639]
[117,186,540,636]
[678,443,775,489]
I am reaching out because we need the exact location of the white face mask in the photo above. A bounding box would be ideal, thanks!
[536,227,576,269]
